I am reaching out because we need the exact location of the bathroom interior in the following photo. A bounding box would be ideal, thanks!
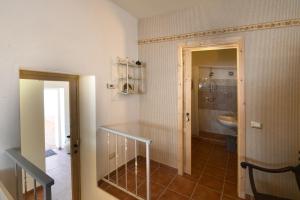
[192,48,238,148]
[191,48,238,193]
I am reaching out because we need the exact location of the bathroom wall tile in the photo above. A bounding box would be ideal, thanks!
[198,84,237,112]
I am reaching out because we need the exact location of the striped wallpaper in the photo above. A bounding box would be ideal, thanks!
[138,1,300,198]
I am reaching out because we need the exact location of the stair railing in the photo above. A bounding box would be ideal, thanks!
[6,148,54,200]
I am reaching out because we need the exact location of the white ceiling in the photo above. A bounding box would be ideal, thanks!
[110,0,202,18]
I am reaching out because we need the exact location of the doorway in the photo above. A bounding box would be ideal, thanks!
[44,81,71,199]
[177,38,246,198]
[19,70,80,200]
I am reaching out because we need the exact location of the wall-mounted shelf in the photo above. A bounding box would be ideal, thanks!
[116,57,145,95]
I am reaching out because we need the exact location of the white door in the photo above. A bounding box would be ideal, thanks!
[183,49,192,174]
[20,79,45,190]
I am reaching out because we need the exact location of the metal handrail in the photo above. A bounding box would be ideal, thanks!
[98,125,152,200]
[99,126,152,144]
[6,148,54,200]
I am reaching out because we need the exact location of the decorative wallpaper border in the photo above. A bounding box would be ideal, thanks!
[138,18,300,45]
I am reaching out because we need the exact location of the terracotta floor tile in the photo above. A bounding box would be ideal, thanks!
[192,158,207,170]
[183,168,203,181]
[128,165,147,177]
[106,168,126,184]
[207,157,228,169]
[98,138,239,200]
[157,164,178,175]
[105,186,134,200]
[128,162,157,177]
[227,163,238,171]
[199,174,224,191]
[223,182,238,198]
[192,185,221,200]
[117,171,145,193]
[227,165,238,174]
[203,165,226,179]
[222,194,245,200]
[98,180,110,190]
[138,181,164,200]
[151,160,161,169]
[128,160,160,177]
[213,144,227,152]
[193,147,213,155]
[168,176,196,197]
[225,172,237,184]
[194,144,213,151]
[24,188,43,200]
[211,151,228,159]
[127,156,149,168]
[222,195,236,200]
[229,152,237,160]
[159,189,189,200]
[151,168,176,186]
[108,165,126,177]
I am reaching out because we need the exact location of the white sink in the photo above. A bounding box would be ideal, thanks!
[217,114,237,128]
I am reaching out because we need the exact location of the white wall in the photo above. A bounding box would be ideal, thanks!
[0,0,138,199]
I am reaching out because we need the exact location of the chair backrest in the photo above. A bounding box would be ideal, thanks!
[241,162,300,199]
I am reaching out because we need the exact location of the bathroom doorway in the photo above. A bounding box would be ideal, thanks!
[177,38,246,198]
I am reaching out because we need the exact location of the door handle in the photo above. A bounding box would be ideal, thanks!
[186,113,190,122]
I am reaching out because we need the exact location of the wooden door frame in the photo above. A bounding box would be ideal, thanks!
[19,69,81,200]
[177,36,246,198]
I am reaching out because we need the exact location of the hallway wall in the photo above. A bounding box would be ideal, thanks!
[138,0,300,198]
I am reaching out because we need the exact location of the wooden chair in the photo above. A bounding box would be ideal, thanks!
[241,162,300,200]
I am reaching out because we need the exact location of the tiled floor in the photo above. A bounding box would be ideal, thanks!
[99,138,242,200]
[46,149,72,200]
[24,149,72,200]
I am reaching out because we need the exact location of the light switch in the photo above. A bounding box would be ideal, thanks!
[250,121,262,129]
